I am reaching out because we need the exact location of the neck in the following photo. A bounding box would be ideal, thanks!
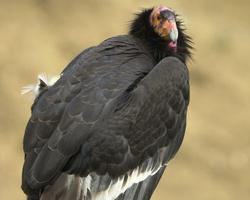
[129,9,193,64]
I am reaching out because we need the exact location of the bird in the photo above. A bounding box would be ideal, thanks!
[21,5,192,200]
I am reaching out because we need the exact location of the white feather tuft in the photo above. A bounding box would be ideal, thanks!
[37,73,60,87]
[21,73,60,97]
[21,84,40,97]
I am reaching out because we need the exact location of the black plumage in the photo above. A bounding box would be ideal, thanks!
[22,6,192,200]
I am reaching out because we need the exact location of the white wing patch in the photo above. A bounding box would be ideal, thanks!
[40,148,168,200]
[21,73,60,97]
[92,162,162,200]
[87,148,167,200]
[81,175,92,197]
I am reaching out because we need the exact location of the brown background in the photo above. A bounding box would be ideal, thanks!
[0,0,249,199]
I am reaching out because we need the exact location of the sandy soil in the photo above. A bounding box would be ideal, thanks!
[0,0,249,199]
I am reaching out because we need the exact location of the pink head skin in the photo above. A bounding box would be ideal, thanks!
[150,6,178,51]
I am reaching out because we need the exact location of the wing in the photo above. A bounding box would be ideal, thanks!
[63,57,189,200]
[22,36,189,199]
[115,166,166,200]
[64,56,189,177]
[22,35,156,197]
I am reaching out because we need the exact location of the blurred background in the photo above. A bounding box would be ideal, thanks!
[0,0,249,199]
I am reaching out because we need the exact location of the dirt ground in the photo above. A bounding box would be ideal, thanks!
[0,0,249,199]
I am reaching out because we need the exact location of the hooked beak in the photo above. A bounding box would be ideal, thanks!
[160,9,178,40]
[166,20,178,49]
[168,21,178,42]
[150,6,178,49]
[159,9,178,48]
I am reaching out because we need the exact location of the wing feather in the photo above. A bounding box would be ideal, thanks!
[64,57,189,178]
[22,36,189,199]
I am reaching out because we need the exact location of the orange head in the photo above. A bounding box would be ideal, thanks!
[150,6,178,49]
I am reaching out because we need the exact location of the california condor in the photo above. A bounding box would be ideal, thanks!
[22,5,192,200]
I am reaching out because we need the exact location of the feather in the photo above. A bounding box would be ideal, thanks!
[21,84,39,96]
[22,6,191,200]
[21,73,60,97]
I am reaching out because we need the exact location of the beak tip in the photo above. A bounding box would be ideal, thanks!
[170,28,178,42]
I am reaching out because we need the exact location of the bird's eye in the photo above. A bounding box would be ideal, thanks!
[157,15,161,20]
